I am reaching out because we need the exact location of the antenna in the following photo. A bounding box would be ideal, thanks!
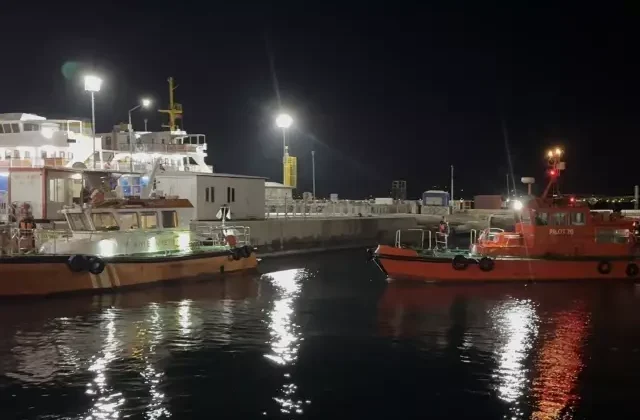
[158,77,183,131]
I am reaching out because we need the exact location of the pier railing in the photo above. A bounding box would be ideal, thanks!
[265,199,413,219]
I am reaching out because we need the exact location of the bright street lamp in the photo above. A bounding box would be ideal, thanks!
[276,113,293,129]
[275,113,293,184]
[84,75,102,169]
[129,98,153,173]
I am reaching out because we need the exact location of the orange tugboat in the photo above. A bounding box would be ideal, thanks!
[371,148,640,282]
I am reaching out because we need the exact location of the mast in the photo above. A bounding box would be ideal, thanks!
[542,147,565,198]
[158,77,183,131]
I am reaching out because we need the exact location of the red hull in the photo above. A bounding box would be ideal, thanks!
[374,245,639,282]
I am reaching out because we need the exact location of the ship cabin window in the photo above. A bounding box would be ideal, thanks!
[67,213,92,231]
[2,123,12,133]
[550,212,568,226]
[41,150,47,159]
[535,212,548,226]
[92,213,120,231]
[161,210,178,228]
[596,229,630,244]
[11,123,19,133]
[13,150,19,159]
[118,212,140,229]
[4,150,11,159]
[140,211,158,229]
[23,123,40,131]
[571,211,587,226]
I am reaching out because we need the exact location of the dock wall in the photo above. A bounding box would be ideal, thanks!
[194,216,418,254]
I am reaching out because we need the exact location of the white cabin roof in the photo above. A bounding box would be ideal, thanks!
[0,113,46,121]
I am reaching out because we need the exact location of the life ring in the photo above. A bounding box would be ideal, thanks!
[88,256,106,275]
[597,260,612,275]
[67,255,87,273]
[479,257,495,272]
[226,235,237,248]
[626,263,639,278]
[452,255,468,270]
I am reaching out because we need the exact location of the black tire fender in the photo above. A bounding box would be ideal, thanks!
[479,257,495,272]
[67,255,87,273]
[452,255,468,270]
[242,245,253,258]
[88,256,106,275]
[597,260,612,275]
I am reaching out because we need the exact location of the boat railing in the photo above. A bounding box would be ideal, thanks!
[191,224,251,247]
[470,229,478,244]
[395,228,431,250]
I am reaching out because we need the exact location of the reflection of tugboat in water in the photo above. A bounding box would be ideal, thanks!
[371,148,640,282]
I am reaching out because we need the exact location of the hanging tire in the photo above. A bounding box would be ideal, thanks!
[67,255,87,273]
[626,263,639,278]
[479,257,495,272]
[242,245,253,257]
[88,256,106,275]
[597,260,612,275]
[232,249,241,261]
[452,255,468,270]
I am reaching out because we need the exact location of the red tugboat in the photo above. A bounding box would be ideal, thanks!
[371,148,640,282]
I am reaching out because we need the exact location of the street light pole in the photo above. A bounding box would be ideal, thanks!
[84,75,102,170]
[91,92,96,169]
[128,99,152,174]
[275,113,293,185]
[312,150,316,198]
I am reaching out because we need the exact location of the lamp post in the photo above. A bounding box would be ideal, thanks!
[84,75,102,169]
[128,98,152,174]
[311,150,316,198]
[275,113,293,185]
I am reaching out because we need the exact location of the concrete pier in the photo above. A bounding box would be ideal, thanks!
[193,215,418,256]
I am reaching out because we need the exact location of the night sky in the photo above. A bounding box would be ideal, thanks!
[1,4,638,199]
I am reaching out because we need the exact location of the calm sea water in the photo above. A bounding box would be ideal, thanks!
[2,250,640,419]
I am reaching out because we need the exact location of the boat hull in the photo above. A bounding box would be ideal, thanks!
[0,251,257,296]
[373,245,640,282]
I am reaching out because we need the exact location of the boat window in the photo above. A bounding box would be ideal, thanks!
[535,212,548,226]
[41,150,47,159]
[595,229,629,244]
[23,123,40,131]
[140,211,158,229]
[11,123,20,133]
[5,150,11,159]
[210,187,215,202]
[67,213,92,231]
[119,212,139,229]
[0,125,4,134]
[206,187,210,202]
[48,179,65,202]
[551,212,567,226]
[2,124,11,133]
[571,212,586,226]
[161,210,178,228]
[92,213,120,231]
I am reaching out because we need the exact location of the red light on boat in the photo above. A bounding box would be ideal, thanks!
[549,169,557,176]
[569,197,575,203]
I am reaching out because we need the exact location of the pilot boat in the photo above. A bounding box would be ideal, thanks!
[0,198,257,296]
[370,149,640,282]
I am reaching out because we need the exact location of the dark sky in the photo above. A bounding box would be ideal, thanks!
[1,3,638,199]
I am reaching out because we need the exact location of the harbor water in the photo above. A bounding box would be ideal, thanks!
[2,250,640,419]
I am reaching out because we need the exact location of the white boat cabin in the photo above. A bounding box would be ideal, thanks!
[62,198,193,232]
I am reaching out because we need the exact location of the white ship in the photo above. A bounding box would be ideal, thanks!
[0,77,266,223]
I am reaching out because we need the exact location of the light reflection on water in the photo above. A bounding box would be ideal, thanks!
[85,308,125,420]
[263,268,307,416]
[490,299,539,409]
